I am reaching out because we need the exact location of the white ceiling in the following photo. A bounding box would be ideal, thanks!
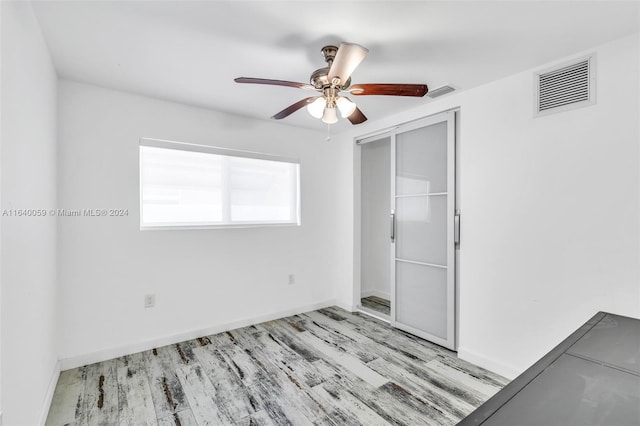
[32,1,639,131]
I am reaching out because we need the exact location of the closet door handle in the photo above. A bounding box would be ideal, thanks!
[390,212,396,243]
[454,209,461,245]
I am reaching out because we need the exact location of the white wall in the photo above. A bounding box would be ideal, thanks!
[457,33,639,377]
[336,33,640,379]
[0,2,3,419]
[57,80,345,366]
[1,2,59,425]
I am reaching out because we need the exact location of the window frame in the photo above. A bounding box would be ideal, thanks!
[139,138,301,230]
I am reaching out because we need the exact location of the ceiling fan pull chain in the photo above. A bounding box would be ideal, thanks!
[326,123,331,141]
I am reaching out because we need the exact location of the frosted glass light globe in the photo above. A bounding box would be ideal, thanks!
[306,97,326,119]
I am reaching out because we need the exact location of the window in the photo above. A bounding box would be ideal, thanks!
[140,139,300,229]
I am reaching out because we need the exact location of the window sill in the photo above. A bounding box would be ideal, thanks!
[139,222,300,231]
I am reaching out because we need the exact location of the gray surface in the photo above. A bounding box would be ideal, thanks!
[481,353,640,426]
[567,314,640,374]
[459,312,640,426]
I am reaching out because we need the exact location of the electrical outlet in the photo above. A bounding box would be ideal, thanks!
[288,274,295,285]
[144,294,156,308]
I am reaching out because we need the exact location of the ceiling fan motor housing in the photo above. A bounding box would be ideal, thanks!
[310,45,352,90]
[310,68,351,89]
[310,67,330,88]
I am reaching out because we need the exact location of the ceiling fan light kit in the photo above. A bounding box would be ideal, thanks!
[306,97,326,118]
[336,97,357,118]
[234,42,429,125]
[322,106,338,124]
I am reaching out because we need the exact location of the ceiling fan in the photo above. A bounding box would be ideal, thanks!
[235,42,429,125]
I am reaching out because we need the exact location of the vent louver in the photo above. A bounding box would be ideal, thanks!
[535,56,595,116]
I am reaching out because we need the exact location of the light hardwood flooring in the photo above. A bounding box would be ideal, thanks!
[361,296,391,316]
[46,306,508,425]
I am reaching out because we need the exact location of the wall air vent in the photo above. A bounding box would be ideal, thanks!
[427,85,456,99]
[535,55,595,117]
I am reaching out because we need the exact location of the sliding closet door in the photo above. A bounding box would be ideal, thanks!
[392,111,456,350]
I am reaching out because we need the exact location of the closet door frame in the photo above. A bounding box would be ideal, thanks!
[355,130,395,319]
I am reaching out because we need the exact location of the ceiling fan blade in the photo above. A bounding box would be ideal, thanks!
[347,106,367,125]
[235,77,316,91]
[328,43,369,86]
[271,97,319,120]
[349,83,429,97]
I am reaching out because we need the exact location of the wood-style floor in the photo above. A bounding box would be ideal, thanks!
[361,296,391,316]
[46,306,508,426]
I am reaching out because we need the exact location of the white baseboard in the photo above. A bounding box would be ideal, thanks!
[457,346,520,380]
[360,289,390,300]
[39,361,61,425]
[333,301,356,313]
[60,299,339,370]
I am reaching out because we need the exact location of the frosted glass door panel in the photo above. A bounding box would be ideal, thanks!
[392,111,455,350]
[396,122,448,195]
[396,261,447,339]
[396,195,447,266]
